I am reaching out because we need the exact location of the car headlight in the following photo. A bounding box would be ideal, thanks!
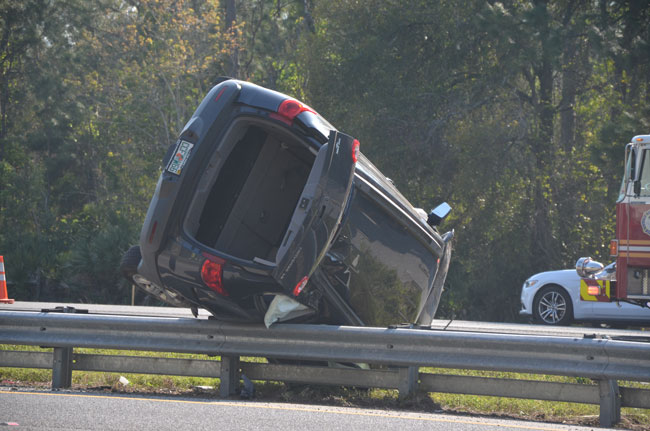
[524,279,538,289]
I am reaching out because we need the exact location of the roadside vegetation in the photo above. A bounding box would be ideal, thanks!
[1,345,648,429]
[1,0,649,323]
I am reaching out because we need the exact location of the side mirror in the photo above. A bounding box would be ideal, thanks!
[427,202,451,227]
[634,180,641,196]
[576,257,604,279]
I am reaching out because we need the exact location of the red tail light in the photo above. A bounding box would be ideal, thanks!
[352,139,360,163]
[201,254,227,296]
[293,276,309,296]
[277,99,316,122]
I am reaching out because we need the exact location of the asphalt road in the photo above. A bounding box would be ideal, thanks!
[1,389,606,431]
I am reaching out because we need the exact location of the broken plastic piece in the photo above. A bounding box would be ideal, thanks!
[264,294,313,328]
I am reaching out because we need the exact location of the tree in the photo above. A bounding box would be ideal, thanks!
[2,0,648,319]
[298,0,650,321]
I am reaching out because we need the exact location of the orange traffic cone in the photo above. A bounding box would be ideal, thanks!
[0,255,15,304]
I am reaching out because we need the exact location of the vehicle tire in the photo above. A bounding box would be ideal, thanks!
[120,245,142,281]
[533,285,573,326]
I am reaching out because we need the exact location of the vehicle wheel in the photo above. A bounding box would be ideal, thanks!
[120,245,142,281]
[533,285,573,326]
[120,245,191,308]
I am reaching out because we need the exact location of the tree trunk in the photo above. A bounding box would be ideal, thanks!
[531,0,557,268]
[225,0,239,78]
[302,0,315,33]
[560,39,578,153]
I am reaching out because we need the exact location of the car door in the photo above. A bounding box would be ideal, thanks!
[272,130,357,295]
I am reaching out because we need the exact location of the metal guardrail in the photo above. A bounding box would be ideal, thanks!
[1,309,649,427]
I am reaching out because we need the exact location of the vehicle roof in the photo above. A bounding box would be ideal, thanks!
[236,80,336,131]
[631,134,650,144]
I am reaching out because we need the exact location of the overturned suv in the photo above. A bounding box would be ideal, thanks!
[121,79,453,327]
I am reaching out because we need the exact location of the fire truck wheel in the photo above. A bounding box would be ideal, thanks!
[533,285,573,326]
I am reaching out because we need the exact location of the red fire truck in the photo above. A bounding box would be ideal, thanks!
[577,134,650,308]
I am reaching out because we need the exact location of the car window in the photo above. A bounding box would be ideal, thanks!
[356,153,424,225]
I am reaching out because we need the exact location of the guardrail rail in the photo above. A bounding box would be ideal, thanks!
[1,305,649,427]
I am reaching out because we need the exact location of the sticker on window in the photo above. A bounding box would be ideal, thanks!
[166,140,194,175]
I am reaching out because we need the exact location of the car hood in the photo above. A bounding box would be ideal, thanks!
[526,269,579,284]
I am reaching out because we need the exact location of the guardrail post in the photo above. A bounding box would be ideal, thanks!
[598,379,621,427]
[398,366,418,399]
[52,347,73,389]
[219,355,240,397]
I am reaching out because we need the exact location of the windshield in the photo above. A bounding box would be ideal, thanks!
[618,146,635,202]
[638,149,650,197]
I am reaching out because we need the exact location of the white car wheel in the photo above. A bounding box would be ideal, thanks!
[533,286,573,326]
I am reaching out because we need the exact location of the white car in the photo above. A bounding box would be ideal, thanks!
[520,264,650,326]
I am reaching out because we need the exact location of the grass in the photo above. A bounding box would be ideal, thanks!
[1,345,648,429]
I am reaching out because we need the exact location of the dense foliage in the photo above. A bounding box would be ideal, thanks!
[1,0,648,321]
